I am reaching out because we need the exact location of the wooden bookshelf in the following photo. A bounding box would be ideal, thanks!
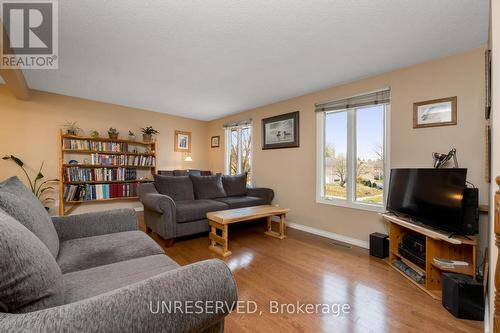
[62,149,155,156]
[62,164,154,169]
[383,213,477,300]
[59,130,157,215]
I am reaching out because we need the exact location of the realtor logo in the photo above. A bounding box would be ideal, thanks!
[1,0,58,69]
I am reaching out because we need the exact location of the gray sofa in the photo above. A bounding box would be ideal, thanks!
[0,176,237,333]
[139,173,274,246]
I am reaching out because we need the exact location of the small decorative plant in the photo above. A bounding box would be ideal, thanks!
[128,130,136,141]
[2,155,59,209]
[108,128,119,140]
[90,130,100,138]
[64,121,82,135]
[141,126,159,142]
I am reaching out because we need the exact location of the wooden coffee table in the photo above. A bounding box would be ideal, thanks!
[207,205,290,257]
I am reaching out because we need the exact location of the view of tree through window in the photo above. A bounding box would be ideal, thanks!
[323,104,385,205]
[227,125,252,184]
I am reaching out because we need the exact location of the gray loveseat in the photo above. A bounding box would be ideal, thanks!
[0,176,237,333]
[139,173,274,246]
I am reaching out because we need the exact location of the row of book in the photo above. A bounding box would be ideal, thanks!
[63,183,140,202]
[63,139,131,152]
[90,154,155,166]
[64,167,137,182]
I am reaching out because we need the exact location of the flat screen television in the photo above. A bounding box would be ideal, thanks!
[386,168,467,233]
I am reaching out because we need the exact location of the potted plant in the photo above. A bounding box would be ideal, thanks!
[108,128,119,140]
[64,121,82,136]
[128,130,136,141]
[2,155,59,210]
[141,126,159,142]
[90,130,100,138]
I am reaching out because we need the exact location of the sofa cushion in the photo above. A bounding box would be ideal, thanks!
[154,175,194,201]
[222,173,248,197]
[175,199,229,223]
[214,196,266,209]
[0,176,59,258]
[63,254,179,304]
[174,169,201,176]
[57,230,164,273]
[0,209,64,313]
[190,174,226,200]
[173,170,188,176]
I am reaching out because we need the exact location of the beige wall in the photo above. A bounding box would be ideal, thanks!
[0,47,487,247]
[207,47,487,246]
[0,87,209,214]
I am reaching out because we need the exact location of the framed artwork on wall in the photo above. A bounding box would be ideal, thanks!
[211,135,220,148]
[413,96,457,129]
[174,130,191,152]
[262,111,299,149]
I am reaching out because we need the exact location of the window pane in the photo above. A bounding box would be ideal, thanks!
[355,105,384,204]
[241,127,252,184]
[324,111,348,199]
[230,129,238,176]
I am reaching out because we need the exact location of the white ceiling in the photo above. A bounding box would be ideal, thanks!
[20,0,488,121]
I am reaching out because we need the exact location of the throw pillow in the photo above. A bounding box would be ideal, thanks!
[154,175,195,201]
[190,174,227,200]
[0,176,59,258]
[0,209,64,313]
[222,173,248,196]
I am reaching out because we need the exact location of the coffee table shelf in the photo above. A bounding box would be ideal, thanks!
[207,205,290,257]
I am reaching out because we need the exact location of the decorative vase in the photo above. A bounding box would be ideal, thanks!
[128,135,136,141]
[143,134,152,142]
[109,133,119,140]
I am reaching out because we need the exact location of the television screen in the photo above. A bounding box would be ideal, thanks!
[386,168,467,233]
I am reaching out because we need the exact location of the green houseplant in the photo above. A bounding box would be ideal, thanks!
[108,128,119,140]
[2,155,59,209]
[141,126,159,142]
[128,130,136,141]
[64,121,82,135]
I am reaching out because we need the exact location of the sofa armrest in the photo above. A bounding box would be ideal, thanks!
[0,259,237,333]
[139,183,177,240]
[52,208,138,241]
[140,188,176,215]
[247,187,274,204]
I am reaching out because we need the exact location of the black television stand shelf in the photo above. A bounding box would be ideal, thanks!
[381,213,477,300]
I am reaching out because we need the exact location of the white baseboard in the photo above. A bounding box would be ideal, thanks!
[287,222,369,249]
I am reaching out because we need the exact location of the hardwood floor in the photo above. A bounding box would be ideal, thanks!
[138,217,483,333]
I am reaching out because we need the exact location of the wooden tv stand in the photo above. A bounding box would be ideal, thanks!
[382,213,477,300]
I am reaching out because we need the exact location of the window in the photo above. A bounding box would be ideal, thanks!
[225,123,252,184]
[316,90,389,212]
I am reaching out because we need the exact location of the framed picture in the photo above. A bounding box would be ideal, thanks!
[211,135,220,148]
[174,130,191,152]
[262,111,299,149]
[413,96,457,128]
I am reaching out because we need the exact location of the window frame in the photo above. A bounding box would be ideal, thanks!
[224,123,253,183]
[316,102,390,213]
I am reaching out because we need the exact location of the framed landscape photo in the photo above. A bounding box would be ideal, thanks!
[413,96,457,128]
[174,130,191,152]
[262,111,299,149]
[211,135,220,148]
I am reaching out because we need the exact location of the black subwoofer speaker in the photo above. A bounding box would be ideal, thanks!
[442,273,484,320]
[369,232,388,258]
[461,188,479,235]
